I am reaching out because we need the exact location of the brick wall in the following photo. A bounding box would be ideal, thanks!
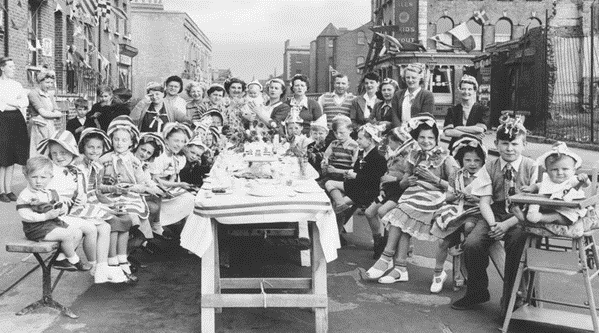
[335,24,373,95]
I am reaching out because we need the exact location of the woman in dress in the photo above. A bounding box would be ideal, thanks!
[185,81,207,125]
[0,57,29,202]
[130,82,189,133]
[88,85,130,132]
[164,75,187,116]
[254,78,291,130]
[28,69,63,158]
[285,74,322,134]
[370,78,399,131]
[442,75,489,149]
[222,78,247,132]
[390,63,435,128]
[204,84,226,113]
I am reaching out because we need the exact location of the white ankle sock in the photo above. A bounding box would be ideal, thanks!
[67,254,80,264]
[117,254,128,264]
[108,257,119,266]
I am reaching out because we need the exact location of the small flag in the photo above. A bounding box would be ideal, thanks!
[429,22,475,52]
[473,10,489,25]
[97,0,112,26]
[375,32,403,51]
[329,65,339,76]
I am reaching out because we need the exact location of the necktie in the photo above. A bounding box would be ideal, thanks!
[504,164,516,213]
[382,105,390,119]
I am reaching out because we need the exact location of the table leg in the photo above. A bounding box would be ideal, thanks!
[201,219,217,333]
[214,221,222,314]
[299,220,311,267]
[311,222,328,333]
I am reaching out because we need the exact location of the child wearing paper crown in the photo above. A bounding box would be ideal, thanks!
[285,106,312,155]
[366,113,459,284]
[522,142,590,225]
[429,135,487,294]
[364,125,418,259]
[180,136,210,188]
[452,114,537,313]
[306,114,333,176]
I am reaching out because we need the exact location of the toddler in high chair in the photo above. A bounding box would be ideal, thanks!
[523,142,590,225]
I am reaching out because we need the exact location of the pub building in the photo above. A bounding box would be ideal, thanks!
[363,0,552,116]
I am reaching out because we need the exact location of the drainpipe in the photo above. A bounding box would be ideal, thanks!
[3,0,8,56]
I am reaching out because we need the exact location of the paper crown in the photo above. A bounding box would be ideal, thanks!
[407,113,437,132]
[107,115,140,144]
[310,114,328,130]
[138,132,166,156]
[162,122,193,140]
[451,134,488,160]
[37,130,79,157]
[497,112,527,140]
[285,106,303,124]
[536,142,582,169]
[359,123,382,143]
[186,135,208,151]
[78,127,111,153]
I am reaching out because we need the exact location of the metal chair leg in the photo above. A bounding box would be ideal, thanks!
[579,236,599,332]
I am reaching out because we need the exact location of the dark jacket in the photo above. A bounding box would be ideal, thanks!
[370,101,394,124]
[443,102,489,148]
[349,95,381,128]
[390,88,435,128]
[344,147,388,205]
[285,98,322,134]
[87,101,130,132]
[66,117,96,143]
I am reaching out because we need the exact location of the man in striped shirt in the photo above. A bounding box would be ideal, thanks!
[318,74,355,128]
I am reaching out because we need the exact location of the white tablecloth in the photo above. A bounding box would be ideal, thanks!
[180,184,341,262]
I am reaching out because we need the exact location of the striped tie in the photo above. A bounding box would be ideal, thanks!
[504,164,516,213]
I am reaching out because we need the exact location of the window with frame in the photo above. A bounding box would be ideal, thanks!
[357,31,365,45]
[436,16,454,51]
[467,19,483,51]
[28,1,39,67]
[328,39,334,48]
[495,18,512,43]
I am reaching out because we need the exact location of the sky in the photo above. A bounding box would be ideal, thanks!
[164,0,371,81]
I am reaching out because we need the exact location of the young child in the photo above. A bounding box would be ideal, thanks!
[320,115,359,184]
[246,81,264,106]
[17,156,85,271]
[149,122,196,229]
[451,115,537,313]
[306,114,332,176]
[524,142,589,225]
[364,125,417,259]
[134,132,170,240]
[366,113,459,284]
[285,107,312,155]
[325,124,387,214]
[180,136,210,188]
[66,98,95,143]
[39,131,124,283]
[99,116,161,277]
[429,135,487,293]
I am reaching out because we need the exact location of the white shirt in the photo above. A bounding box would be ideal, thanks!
[401,87,421,123]
[363,93,377,119]
[77,117,86,126]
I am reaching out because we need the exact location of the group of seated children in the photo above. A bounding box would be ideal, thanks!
[314,110,597,315]
[19,114,221,284]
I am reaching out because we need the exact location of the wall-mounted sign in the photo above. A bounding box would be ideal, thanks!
[42,38,53,57]
[119,54,131,66]
[395,0,418,43]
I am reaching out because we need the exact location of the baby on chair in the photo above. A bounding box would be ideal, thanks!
[523,142,590,225]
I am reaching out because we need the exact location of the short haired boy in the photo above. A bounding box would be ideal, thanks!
[66,98,95,143]
[452,117,537,314]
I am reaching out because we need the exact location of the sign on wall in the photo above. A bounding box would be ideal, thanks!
[42,38,53,57]
[395,0,419,43]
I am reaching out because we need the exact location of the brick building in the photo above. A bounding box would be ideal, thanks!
[0,0,137,100]
[365,0,553,114]
[130,0,211,99]
[283,39,310,86]
[309,23,373,94]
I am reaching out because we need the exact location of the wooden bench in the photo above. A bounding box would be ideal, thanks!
[5,239,77,319]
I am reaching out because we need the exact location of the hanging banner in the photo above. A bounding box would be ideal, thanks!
[395,0,419,43]
[42,38,53,57]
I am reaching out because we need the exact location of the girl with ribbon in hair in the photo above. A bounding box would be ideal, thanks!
[149,122,196,228]
[325,123,387,215]
[364,125,418,259]
[40,131,126,283]
[522,142,590,226]
[366,113,459,283]
[429,135,487,293]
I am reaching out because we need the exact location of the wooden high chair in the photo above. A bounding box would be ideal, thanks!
[502,166,599,333]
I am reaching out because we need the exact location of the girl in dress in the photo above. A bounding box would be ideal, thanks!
[366,113,459,283]
[149,123,196,229]
[325,124,387,214]
[99,116,160,277]
[524,142,590,225]
[364,126,418,259]
[40,130,125,283]
[28,69,63,157]
[429,135,486,293]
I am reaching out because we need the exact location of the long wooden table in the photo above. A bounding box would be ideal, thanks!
[180,157,340,333]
